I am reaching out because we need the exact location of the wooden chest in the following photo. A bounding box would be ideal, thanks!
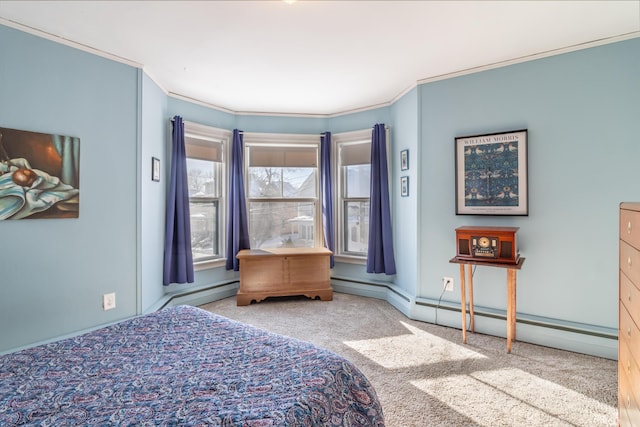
[236,247,333,306]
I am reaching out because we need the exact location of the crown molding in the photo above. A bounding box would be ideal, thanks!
[417,32,640,86]
[3,18,637,119]
[0,17,143,69]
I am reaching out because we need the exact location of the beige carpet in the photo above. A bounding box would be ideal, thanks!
[200,293,618,427]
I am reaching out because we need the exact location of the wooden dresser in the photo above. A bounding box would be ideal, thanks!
[236,247,333,306]
[619,202,640,426]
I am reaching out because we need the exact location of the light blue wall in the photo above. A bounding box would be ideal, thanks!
[2,20,638,356]
[236,114,327,134]
[167,97,236,131]
[0,25,140,352]
[419,38,640,330]
[329,107,390,134]
[390,88,419,297]
[140,73,168,312]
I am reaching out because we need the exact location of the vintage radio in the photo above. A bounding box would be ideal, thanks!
[455,226,520,264]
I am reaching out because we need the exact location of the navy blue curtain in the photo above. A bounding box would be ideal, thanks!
[163,116,194,285]
[226,129,250,271]
[367,123,397,275]
[320,132,335,268]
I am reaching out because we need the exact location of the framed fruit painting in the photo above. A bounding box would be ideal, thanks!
[0,126,80,220]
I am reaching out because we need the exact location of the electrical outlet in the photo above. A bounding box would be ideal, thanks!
[443,277,454,292]
[103,292,116,310]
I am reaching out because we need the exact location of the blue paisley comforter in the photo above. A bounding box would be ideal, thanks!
[0,305,384,426]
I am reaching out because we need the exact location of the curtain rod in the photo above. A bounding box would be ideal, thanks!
[169,119,387,133]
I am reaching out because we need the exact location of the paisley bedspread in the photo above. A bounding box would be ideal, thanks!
[0,305,384,426]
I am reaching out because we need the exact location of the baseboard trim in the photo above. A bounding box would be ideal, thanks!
[330,277,618,359]
[331,276,412,302]
[143,275,617,359]
[415,297,618,340]
[146,280,239,313]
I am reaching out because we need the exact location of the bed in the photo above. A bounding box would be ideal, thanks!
[0,305,384,426]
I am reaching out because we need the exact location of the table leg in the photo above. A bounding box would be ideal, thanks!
[467,264,475,333]
[459,264,467,344]
[510,269,517,341]
[506,268,516,353]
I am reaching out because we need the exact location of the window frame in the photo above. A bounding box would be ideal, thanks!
[183,121,231,270]
[243,132,322,250]
[332,128,390,264]
[333,129,371,263]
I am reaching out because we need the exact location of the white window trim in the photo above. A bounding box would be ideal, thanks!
[243,132,323,249]
[183,121,231,271]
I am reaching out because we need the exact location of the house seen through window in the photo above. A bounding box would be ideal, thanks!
[244,134,320,249]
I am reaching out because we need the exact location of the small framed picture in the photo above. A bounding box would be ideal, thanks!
[152,157,160,182]
[401,176,409,197]
[400,149,409,171]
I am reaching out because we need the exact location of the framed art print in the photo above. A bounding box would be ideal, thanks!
[400,149,409,171]
[0,126,80,220]
[401,176,409,197]
[455,129,528,215]
[152,157,160,182]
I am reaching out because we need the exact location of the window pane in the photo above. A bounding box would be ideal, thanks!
[187,158,221,198]
[249,146,316,167]
[187,157,221,262]
[345,164,370,198]
[344,201,369,254]
[190,200,219,261]
[249,201,315,249]
[340,142,370,166]
[283,168,316,197]
[248,167,316,198]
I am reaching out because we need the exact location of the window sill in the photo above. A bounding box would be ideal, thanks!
[194,258,226,271]
[334,254,366,265]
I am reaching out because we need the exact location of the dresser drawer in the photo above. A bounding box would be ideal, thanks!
[620,240,640,287]
[621,272,640,329]
[619,336,640,401]
[621,205,640,249]
[620,303,640,363]
[619,361,640,427]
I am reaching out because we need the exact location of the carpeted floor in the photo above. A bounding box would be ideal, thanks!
[200,292,618,427]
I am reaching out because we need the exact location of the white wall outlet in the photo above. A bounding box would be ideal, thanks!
[443,277,454,292]
[103,292,116,310]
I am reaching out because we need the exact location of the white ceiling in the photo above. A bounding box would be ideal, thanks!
[1,1,638,116]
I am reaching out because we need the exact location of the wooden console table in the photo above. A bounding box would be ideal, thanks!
[449,257,525,353]
[236,247,333,306]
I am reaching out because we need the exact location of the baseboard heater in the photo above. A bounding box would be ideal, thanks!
[418,298,618,341]
[158,280,239,310]
[331,276,411,303]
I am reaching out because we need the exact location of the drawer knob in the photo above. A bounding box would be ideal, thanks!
[630,292,633,302]
[628,221,633,234]
[628,327,632,338]
[628,256,633,268]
